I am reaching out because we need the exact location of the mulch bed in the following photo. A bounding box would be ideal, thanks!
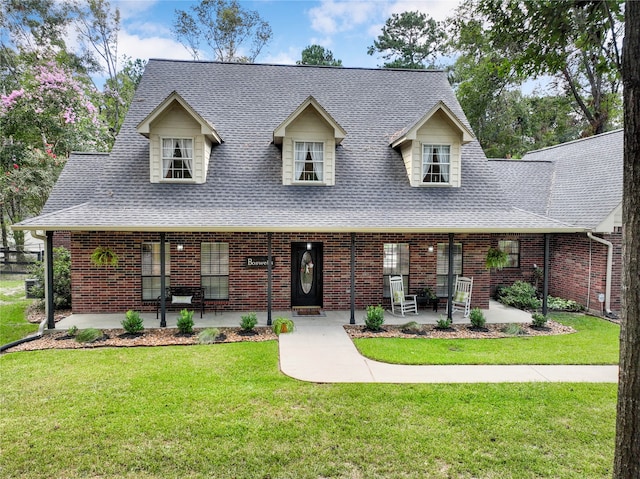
[5,327,278,353]
[344,320,575,339]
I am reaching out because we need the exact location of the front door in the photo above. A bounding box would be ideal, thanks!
[291,242,323,308]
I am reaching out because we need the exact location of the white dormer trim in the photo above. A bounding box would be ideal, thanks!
[390,101,474,149]
[136,91,222,144]
[273,96,346,145]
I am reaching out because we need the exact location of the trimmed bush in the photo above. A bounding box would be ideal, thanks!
[75,328,103,343]
[240,312,258,332]
[121,310,144,334]
[177,309,194,335]
[548,296,584,312]
[272,317,294,335]
[498,281,542,311]
[198,328,220,344]
[469,308,486,328]
[364,305,385,331]
[531,312,548,328]
[28,246,72,309]
[435,316,452,330]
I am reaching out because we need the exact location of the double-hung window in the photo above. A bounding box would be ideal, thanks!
[498,240,520,268]
[436,243,462,297]
[201,243,229,300]
[162,138,193,179]
[294,141,324,182]
[141,242,170,300]
[383,243,410,298]
[422,144,450,184]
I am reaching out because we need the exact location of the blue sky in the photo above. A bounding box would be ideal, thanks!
[112,0,461,69]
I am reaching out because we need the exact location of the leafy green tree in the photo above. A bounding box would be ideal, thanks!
[367,11,445,69]
[102,57,146,135]
[173,0,272,62]
[297,45,342,66]
[457,0,623,135]
[28,246,71,309]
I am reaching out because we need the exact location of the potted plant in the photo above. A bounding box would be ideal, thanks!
[485,247,509,270]
[90,246,119,267]
[272,317,294,335]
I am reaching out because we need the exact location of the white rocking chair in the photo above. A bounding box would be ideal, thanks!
[450,276,473,318]
[389,276,418,317]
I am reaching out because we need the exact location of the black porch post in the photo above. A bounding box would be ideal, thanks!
[46,231,55,330]
[160,232,166,327]
[267,232,273,326]
[543,233,550,316]
[447,233,454,321]
[350,233,355,324]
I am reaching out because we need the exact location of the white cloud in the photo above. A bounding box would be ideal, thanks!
[386,0,459,21]
[263,48,299,65]
[118,29,192,62]
[308,0,380,35]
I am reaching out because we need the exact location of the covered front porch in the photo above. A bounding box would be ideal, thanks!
[52,300,533,331]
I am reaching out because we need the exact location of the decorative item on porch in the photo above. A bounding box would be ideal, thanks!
[90,246,119,267]
[485,247,509,270]
[272,317,294,335]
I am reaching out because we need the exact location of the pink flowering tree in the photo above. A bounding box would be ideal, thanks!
[0,61,110,249]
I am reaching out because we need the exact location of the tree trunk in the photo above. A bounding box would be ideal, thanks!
[613,2,640,478]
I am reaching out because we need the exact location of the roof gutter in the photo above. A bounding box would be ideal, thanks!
[587,232,613,316]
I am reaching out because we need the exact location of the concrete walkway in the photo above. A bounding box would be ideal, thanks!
[278,313,618,383]
[55,302,619,384]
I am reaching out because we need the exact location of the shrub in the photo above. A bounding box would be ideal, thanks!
[75,328,103,343]
[240,312,258,332]
[272,317,295,335]
[531,312,548,328]
[548,296,584,312]
[469,308,486,328]
[28,246,72,309]
[498,281,542,311]
[67,325,78,337]
[198,328,220,344]
[401,321,422,334]
[364,305,385,331]
[501,323,528,336]
[435,316,452,330]
[177,309,194,334]
[121,310,144,334]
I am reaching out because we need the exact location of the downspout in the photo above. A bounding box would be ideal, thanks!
[587,232,613,315]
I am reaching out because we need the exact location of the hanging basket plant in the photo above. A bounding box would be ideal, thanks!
[91,246,119,267]
[485,247,509,270]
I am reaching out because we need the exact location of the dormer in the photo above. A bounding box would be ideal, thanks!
[391,101,474,187]
[274,96,346,186]
[137,91,222,184]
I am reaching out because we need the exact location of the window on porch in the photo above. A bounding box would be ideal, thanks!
[383,243,410,298]
[141,242,170,300]
[201,242,229,300]
[436,243,462,297]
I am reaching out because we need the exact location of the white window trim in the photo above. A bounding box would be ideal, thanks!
[160,136,196,183]
[293,140,325,184]
[421,143,452,186]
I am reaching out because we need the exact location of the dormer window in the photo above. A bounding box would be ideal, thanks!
[163,138,193,180]
[295,141,324,182]
[422,144,450,184]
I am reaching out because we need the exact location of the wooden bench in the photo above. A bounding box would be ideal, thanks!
[156,286,205,318]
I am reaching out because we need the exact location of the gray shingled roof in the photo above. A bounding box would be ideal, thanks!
[18,60,577,233]
[489,129,623,230]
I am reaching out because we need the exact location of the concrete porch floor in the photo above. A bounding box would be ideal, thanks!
[53,300,532,331]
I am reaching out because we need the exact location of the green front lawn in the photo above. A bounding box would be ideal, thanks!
[354,314,620,365]
[1,344,616,478]
[0,278,38,345]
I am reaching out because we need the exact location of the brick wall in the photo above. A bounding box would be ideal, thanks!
[69,231,492,314]
[490,234,546,296]
[549,232,622,314]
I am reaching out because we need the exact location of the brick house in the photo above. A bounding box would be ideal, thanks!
[16,60,615,327]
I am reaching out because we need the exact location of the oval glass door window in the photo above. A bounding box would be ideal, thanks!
[301,251,314,294]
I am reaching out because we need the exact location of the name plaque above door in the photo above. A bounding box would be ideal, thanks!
[245,256,275,269]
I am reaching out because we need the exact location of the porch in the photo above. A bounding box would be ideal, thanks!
[52,300,532,331]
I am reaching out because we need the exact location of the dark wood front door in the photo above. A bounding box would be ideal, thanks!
[291,242,323,308]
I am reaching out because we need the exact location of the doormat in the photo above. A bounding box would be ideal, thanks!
[292,307,325,317]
